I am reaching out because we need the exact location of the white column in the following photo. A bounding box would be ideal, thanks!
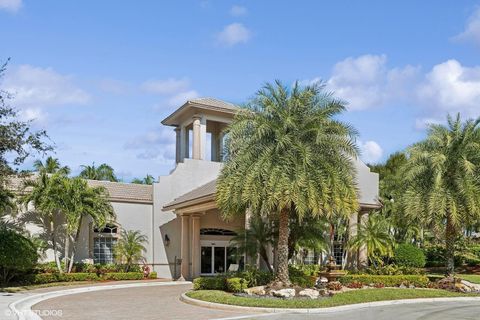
[359,211,369,268]
[179,214,190,280]
[175,127,181,163]
[192,116,201,160]
[192,115,207,160]
[191,215,201,278]
[347,211,358,269]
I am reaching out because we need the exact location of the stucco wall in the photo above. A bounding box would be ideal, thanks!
[354,158,380,205]
[153,158,223,279]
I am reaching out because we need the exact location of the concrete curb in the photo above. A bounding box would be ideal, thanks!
[180,292,480,314]
[9,281,192,320]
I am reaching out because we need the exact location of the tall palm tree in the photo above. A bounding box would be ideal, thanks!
[79,163,117,182]
[114,229,148,272]
[348,213,395,266]
[21,172,65,272]
[403,114,480,276]
[33,156,70,175]
[216,81,359,285]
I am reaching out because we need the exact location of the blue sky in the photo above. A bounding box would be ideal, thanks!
[1,0,480,180]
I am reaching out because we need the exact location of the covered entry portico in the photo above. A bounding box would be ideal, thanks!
[163,180,245,279]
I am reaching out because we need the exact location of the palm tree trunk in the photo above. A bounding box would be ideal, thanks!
[68,217,83,273]
[259,246,273,273]
[275,208,290,285]
[445,213,455,277]
[64,233,70,273]
[50,219,62,274]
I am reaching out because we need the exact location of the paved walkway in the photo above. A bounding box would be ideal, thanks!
[226,301,480,320]
[32,283,257,320]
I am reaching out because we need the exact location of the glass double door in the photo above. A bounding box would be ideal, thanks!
[200,240,237,275]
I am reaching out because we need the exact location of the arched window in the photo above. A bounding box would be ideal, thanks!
[93,223,119,264]
[200,228,237,236]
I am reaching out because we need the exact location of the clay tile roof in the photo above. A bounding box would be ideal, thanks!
[188,97,238,111]
[163,179,216,210]
[5,175,153,204]
[86,180,153,204]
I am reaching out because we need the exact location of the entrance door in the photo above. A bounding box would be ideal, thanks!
[200,240,237,275]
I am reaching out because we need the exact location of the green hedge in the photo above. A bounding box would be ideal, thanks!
[148,271,157,279]
[339,275,429,287]
[394,244,426,268]
[226,278,247,293]
[102,272,144,281]
[30,273,100,284]
[193,277,226,290]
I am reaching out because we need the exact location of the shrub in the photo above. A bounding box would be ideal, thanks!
[373,283,385,288]
[0,229,38,285]
[36,262,63,274]
[288,265,317,287]
[339,274,429,287]
[193,277,226,290]
[326,281,342,291]
[102,272,144,281]
[363,264,423,275]
[346,281,363,289]
[226,278,247,293]
[30,273,59,284]
[394,244,426,268]
[148,271,157,279]
[236,267,273,287]
[59,273,99,282]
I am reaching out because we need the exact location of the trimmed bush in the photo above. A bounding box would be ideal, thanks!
[237,267,273,287]
[148,271,157,279]
[102,272,144,281]
[0,229,38,285]
[193,277,226,290]
[226,277,247,293]
[290,275,317,288]
[339,274,429,288]
[30,273,59,284]
[394,244,426,268]
[59,273,99,282]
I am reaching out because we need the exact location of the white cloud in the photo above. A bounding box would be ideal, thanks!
[167,90,199,107]
[141,78,190,95]
[98,78,131,94]
[453,7,480,46]
[124,127,176,162]
[360,140,383,164]
[325,54,418,110]
[4,64,90,108]
[416,59,480,119]
[217,23,251,46]
[230,5,247,16]
[0,0,22,12]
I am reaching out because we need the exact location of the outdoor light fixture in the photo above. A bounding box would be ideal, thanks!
[164,234,170,246]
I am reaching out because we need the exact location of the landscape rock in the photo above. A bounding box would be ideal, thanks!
[244,286,266,296]
[298,288,319,299]
[270,288,296,298]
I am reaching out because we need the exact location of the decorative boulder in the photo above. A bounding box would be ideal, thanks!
[298,288,319,299]
[271,288,296,298]
[244,286,266,296]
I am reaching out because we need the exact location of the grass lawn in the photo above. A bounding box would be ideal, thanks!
[459,274,480,284]
[0,281,97,293]
[186,288,476,309]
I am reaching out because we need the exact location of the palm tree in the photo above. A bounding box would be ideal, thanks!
[63,177,115,272]
[114,229,148,272]
[288,214,329,261]
[131,174,155,185]
[230,215,276,273]
[216,81,359,285]
[79,163,117,182]
[348,213,395,266]
[403,114,480,276]
[33,156,70,175]
[21,172,65,272]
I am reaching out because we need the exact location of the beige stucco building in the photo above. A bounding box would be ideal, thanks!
[18,97,380,280]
